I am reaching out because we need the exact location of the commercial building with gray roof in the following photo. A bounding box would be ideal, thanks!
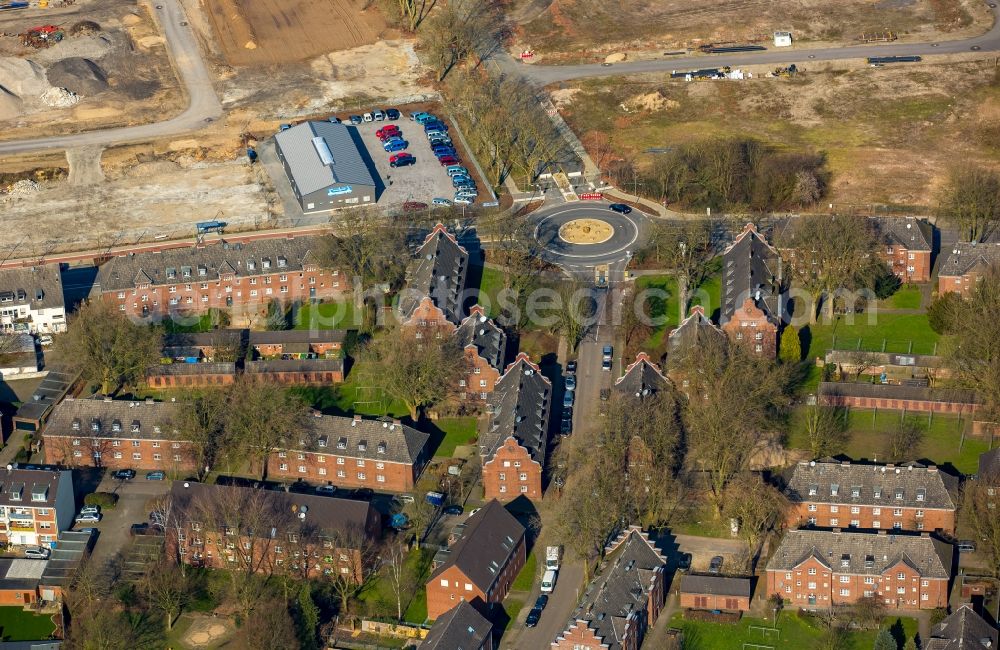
[273,121,379,212]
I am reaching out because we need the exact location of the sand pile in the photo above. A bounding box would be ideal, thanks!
[625,91,679,112]
[0,58,50,99]
[47,57,108,95]
[40,87,79,107]
[0,87,22,121]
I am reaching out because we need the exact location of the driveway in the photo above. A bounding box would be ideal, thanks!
[83,474,171,566]
[501,553,585,649]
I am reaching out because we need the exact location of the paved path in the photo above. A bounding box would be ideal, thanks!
[0,0,221,156]
[502,554,584,649]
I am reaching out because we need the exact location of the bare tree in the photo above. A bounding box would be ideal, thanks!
[545,281,595,353]
[961,476,1000,577]
[800,404,848,459]
[169,389,226,478]
[222,377,311,479]
[141,559,188,631]
[245,600,301,650]
[644,220,714,309]
[883,417,925,462]
[325,526,381,617]
[422,0,506,81]
[938,164,1000,242]
[321,207,409,290]
[723,472,786,560]
[844,349,884,382]
[383,538,410,621]
[942,267,1000,424]
[54,299,163,394]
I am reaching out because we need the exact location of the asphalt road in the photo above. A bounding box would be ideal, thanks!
[503,1,1000,84]
[84,475,171,566]
[502,555,585,649]
[0,0,221,156]
[530,203,649,271]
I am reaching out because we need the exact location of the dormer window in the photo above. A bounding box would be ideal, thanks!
[808,484,818,496]
[865,555,875,568]
[71,419,81,431]
[916,488,925,501]
[182,266,192,278]
[874,488,882,499]
[840,554,850,568]
[247,260,256,271]
[91,419,101,432]
[851,486,860,498]
[830,484,839,497]
[112,419,122,432]
[318,437,327,448]
[262,258,271,269]
[358,440,367,452]
[377,441,387,454]
[277,256,287,268]
[10,485,22,501]
[153,425,161,434]
[197,265,207,277]
[337,437,347,450]
[131,420,141,433]
[166,267,177,279]
[895,489,904,500]
[31,485,47,502]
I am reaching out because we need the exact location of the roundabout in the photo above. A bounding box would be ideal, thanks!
[530,203,649,270]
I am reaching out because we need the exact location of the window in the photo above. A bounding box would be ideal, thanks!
[279,464,288,471]
[807,504,817,512]
[850,520,860,528]
[337,470,345,478]
[916,488,926,502]
[132,453,141,460]
[921,580,928,587]
[173,454,182,462]
[897,572,905,580]
[337,457,345,465]
[864,577,875,585]
[520,485,528,493]
[840,575,850,583]
[915,509,924,517]
[298,466,306,473]
[851,486,861,498]
[377,475,385,483]
[830,518,839,526]
[830,505,839,513]
[921,593,929,601]
[872,507,881,515]
[358,473,366,480]
[808,568,817,575]
[893,508,903,516]
[850,506,860,514]
[839,589,850,597]
[808,582,817,590]
[873,520,881,528]
[895,489,904,500]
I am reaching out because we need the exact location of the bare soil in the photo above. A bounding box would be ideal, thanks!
[513,0,992,61]
[201,0,390,66]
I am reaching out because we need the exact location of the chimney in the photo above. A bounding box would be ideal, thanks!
[841,460,850,466]
[877,530,888,536]
[832,527,842,534]
[927,465,937,472]
[886,463,895,469]
[352,415,361,427]
[392,419,402,427]
[920,532,929,538]
[103,396,112,403]
[145,397,153,405]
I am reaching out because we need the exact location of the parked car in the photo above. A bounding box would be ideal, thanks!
[38,334,53,346]
[432,198,452,207]
[609,203,633,214]
[426,130,447,139]
[602,344,613,360]
[560,418,572,435]
[389,153,415,168]
[601,358,612,372]
[709,556,724,574]
[410,111,431,121]
[145,471,165,481]
[958,540,977,553]
[80,505,100,516]
[386,108,400,120]
[376,125,400,139]
[566,360,577,374]
[525,608,542,628]
[278,123,291,132]
[349,115,363,125]
[130,523,163,537]
[565,375,576,391]
[384,139,409,153]
[423,121,448,132]
[562,391,574,408]
[327,115,341,123]
[453,196,473,205]
[373,109,386,121]
[677,552,692,572]
[540,569,558,593]
[75,512,101,523]
[439,156,459,166]
[412,112,437,124]
[446,165,468,176]
[315,484,337,495]
[399,494,415,504]
[403,201,428,212]
[534,594,549,611]
[111,469,136,481]
[434,145,457,155]
[443,505,464,516]
[455,192,478,201]
[24,546,49,559]
[429,138,453,148]
[362,112,374,122]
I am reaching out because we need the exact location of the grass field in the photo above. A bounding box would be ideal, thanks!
[635,274,681,349]
[429,417,478,458]
[512,550,538,592]
[786,407,992,474]
[293,300,360,331]
[804,312,940,359]
[477,266,506,319]
[359,548,433,624]
[0,607,55,642]
[290,369,409,419]
[162,312,215,333]
[891,286,923,310]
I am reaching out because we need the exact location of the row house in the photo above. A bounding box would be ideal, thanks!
[721,297,778,358]
[824,350,948,385]
[267,413,430,493]
[679,575,752,613]
[96,236,346,323]
[398,224,469,332]
[874,217,934,284]
[720,223,782,358]
[167,481,381,581]
[480,354,551,501]
[614,352,669,399]
[248,329,346,359]
[244,358,344,385]
[926,603,998,650]
[552,527,667,650]
[420,601,493,650]
[0,467,74,547]
[426,500,526,620]
[765,529,952,610]
[455,305,507,402]
[161,330,244,363]
[938,241,1000,296]
[0,265,67,334]
[785,459,958,535]
[147,361,238,389]
[818,382,980,415]
[42,397,199,473]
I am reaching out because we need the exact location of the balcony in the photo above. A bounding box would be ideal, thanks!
[8,523,34,532]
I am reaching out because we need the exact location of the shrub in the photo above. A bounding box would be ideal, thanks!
[84,492,119,508]
[927,292,963,334]
[779,325,801,364]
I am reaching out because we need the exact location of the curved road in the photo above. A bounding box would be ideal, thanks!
[503,1,1000,84]
[0,0,221,155]
[530,203,649,270]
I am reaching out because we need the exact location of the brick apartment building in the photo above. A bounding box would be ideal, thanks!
[421,601,494,650]
[398,224,469,331]
[720,223,783,328]
[455,305,507,402]
[0,265,67,335]
[267,413,430,493]
[874,217,934,284]
[96,236,346,323]
[552,527,667,650]
[679,575,752,612]
[0,467,75,547]
[721,297,779,358]
[479,354,551,501]
[43,397,199,473]
[785,459,958,535]
[426,500,526,620]
[614,352,669,399]
[167,481,381,580]
[926,603,999,649]
[938,241,1000,296]
[665,305,726,394]
[765,529,952,610]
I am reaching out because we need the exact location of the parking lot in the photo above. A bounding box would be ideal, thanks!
[77,474,171,566]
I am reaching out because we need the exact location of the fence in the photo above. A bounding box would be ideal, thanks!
[831,336,938,356]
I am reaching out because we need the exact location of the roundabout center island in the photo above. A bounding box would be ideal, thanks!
[558,218,615,245]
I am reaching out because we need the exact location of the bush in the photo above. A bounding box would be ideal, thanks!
[927,292,963,334]
[779,325,801,364]
[84,492,119,508]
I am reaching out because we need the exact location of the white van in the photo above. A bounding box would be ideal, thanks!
[363,112,374,122]
[540,569,558,593]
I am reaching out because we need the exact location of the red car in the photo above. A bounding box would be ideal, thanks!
[438,155,459,166]
[389,152,415,168]
[376,125,400,140]
[403,201,428,212]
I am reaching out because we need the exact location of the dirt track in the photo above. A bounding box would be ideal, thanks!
[203,0,387,66]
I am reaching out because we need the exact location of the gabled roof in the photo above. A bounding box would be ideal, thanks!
[785,459,957,511]
[456,305,507,371]
[248,329,347,345]
[293,414,429,466]
[421,601,493,649]
[680,575,752,598]
[667,305,725,354]
[818,382,979,407]
[97,236,327,292]
[0,265,65,311]
[558,528,666,650]
[43,397,186,441]
[0,468,68,510]
[481,353,551,465]
[766,529,952,579]
[614,352,669,398]
[926,603,999,650]
[163,329,244,352]
[721,223,781,325]
[939,242,1000,278]
[430,499,525,593]
[874,217,933,252]
[400,225,469,324]
[273,121,377,194]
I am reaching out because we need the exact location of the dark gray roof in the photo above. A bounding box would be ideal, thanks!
[455,306,506,371]
[0,468,69,510]
[13,366,77,424]
[249,329,347,345]
[273,121,377,194]
[980,448,1000,479]
[245,358,344,374]
[680,575,752,598]
[824,350,945,369]
[147,362,237,377]
[721,223,781,324]
[163,330,244,351]
[874,217,933,252]
[939,242,1000,277]
[766,529,952,579]
[818,382,979,406]
[96,236,325,292]
[292,414,429,465]
[43,397,185,441]
[400,225,469,324]
[421,601,492,648]
[430,499,525,593]
[481,354,551,465]
[667,306,725,354]
[561,528,666,650]
[0,265,65,311]
[786,460,957,510]
[926,603,999,650]
[614,353,669,397]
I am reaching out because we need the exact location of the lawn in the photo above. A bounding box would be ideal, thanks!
[803,313,940,360]
[359,547,434,625]
[0,607,55,641]
[634,274,680,350]
[477,265,506,319]
[289,367,409,419]
[890,285,923,310]
[512,549,538,592]
[786,407,993,474]
[293,300,360,331]
[669,610,918,650]
[162,311,216,333]
[430,417,478,458]
[502,597,525,632]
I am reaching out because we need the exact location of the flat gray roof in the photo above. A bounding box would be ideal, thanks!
[274,121,377,195]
